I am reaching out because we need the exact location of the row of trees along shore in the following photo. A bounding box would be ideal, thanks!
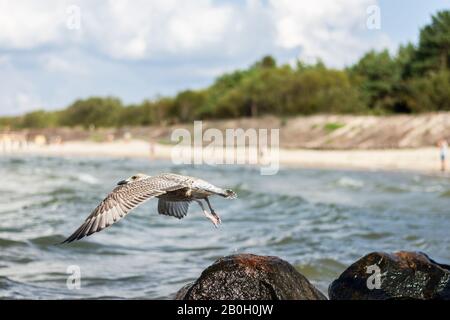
[1,10,449,129]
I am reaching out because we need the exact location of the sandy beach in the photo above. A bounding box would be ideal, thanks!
[2,113,449,174]
[1,139,446,174]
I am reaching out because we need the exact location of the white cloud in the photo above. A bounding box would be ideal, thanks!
[0,63,42,115]
[0,0,66,49]
[269,0,393,66]
[80,0,236,59]
[0,0,390,66]
[41,54,89,75]
[0,0,399,115]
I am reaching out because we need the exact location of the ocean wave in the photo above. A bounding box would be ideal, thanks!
[352,231,393,240]
[1,156,449,299]
[0,237,27,248]
[28,235,65,246]
[335,177,364,188]
[294,258,347,279]
[440,190,450,197]
[71,173,100,185]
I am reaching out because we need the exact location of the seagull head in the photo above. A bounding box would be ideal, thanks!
[117,173,150,185]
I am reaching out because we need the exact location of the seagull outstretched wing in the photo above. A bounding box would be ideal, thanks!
[62,175,186,243]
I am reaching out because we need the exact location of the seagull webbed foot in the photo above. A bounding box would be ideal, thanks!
[211,211,221,225]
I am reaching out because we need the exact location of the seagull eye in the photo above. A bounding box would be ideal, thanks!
[131,176,137,180]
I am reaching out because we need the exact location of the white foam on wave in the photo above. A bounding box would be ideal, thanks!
[75,173,100,185]
[336,177,364,188]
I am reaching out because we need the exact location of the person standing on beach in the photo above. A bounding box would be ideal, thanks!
[148,139,155,159]
[438,139,448,172]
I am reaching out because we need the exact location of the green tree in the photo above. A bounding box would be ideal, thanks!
[288,64,365,114]
[169,90,207,122]
[349,50,400,112]
[215,65,292,117]
[60,97,123,128]
[414,10,450,74]
[21,110,59,128]
[396,43,416,79]
[150,97,173,125]
[0,116,22,129]
[197,69,251,118]
[405,70,450,112]
[118,104,148,127]
[253,55,277,69]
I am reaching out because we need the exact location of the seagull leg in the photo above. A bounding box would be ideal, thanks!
[195,200,220,227]
[204,197,221,224]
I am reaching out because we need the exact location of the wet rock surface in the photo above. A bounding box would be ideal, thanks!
[176,254,327,300]
[329,251,450,300]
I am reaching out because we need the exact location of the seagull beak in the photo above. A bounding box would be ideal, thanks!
[117,179,128,185]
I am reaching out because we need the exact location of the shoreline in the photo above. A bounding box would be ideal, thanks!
[1,139,447,175]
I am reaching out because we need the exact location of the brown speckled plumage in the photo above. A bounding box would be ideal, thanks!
[62,173,236,243]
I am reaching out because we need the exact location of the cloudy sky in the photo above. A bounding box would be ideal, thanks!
[0,0,448,116]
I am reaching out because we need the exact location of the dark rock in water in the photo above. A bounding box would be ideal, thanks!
[329,251,450,300]
[175,253,326,300]
[174,282,194,300]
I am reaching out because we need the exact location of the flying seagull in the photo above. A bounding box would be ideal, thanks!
[62,173,237,243]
